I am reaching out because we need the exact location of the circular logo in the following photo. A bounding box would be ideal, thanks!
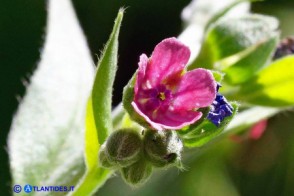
[13,185,22,193]
[24,184,33,193]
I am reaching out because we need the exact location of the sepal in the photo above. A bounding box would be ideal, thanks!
[143,130,183,168]
[120,158,153,186]
[99,128,142,167]
[122,72,151,129]
[180,102,238,148]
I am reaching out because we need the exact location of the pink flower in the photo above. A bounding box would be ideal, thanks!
[249,119,268,140]
[131,38,217,131]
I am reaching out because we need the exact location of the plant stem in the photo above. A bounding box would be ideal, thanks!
[70,168,113,196]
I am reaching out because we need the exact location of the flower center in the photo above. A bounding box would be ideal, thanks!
[157,92,166,101]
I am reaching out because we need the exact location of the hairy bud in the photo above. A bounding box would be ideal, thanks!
[143,130,183,168]
[98,144,114,168]
[120,158,152,186]
[103,129,142,167]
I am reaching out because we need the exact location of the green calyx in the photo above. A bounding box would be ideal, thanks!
[98,144,115,168]
[122,72,152,129]
[99,128,184,187]
[120,158,153,186]
[99,128,142,168]
[143,130,183,168]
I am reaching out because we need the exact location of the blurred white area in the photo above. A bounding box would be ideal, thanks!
[178,0,250,63]
[9,0,94,185]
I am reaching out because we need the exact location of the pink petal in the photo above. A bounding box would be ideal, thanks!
[145,37,190,86]
[132,101,202,131]
[132,101,163,130]
[155,109,203,130]
[134,54,149,94]
[249,119,268,140]
[173,68,216,110]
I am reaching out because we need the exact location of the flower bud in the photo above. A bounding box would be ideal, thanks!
[104,129,142,167]
[120,158,152,186]
[98,144,114,168]
[273,37,294,60]
[143,130,183,168]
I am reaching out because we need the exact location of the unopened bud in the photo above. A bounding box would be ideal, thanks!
[104,129,142,167]
[120,158,152,186]
[98,144,114,168]
[273,37,294,60]
[143,130,183,168]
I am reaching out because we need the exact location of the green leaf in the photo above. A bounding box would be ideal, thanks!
[236,55,294,106]
[8,0,95,191]
[222,35,278,84]
[209,14,278,59]
[72,9,124,195]
[182,0,249,27]
[92,9,124,144]
[225,106,279,133]
[189,14,279,84]
[71,99,112,196]
[180,102,238,148]
[211,70,224,83]
[205,0,259,31]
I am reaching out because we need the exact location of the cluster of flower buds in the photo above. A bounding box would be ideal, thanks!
[99,129,183,186]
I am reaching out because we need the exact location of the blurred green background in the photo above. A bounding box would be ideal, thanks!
[1,0,294,195]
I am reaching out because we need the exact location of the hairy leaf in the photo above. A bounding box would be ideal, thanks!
[72,9,124,196]
[92,9,124,144]
[190,14,279,84]
[225,106,279,133]
[181,102,238,148]
[8,0,94,190]
[237,55,294,106]
[205,0,258,31]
